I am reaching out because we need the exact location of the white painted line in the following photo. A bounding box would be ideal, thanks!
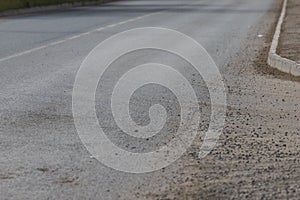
[0,1,206,63]
[0,12,159,63]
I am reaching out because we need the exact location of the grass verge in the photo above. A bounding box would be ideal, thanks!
[0,0,96,12]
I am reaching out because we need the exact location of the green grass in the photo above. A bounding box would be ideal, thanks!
[0,0,96,12]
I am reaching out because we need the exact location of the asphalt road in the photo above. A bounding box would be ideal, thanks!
[1,0,299,199]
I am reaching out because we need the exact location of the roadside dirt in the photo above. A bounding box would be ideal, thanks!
[136,1,300,199]
[278,0,300,63]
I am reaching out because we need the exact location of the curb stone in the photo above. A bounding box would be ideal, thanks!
[268,0,300,76]
[0,0,115,17]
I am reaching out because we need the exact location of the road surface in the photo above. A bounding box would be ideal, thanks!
[1,0,299,199]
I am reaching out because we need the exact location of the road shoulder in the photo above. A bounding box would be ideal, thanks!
[268,0,300,76]
[278,0,300,63]
[0,0,115,17]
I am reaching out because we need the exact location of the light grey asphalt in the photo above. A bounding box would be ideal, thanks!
[1,0,299,199]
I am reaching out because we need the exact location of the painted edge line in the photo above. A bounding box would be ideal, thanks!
[0,12,159,63]
[0,1,206,63]
[267,0,300,76]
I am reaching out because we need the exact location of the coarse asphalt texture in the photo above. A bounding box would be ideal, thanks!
[0,0,299,199]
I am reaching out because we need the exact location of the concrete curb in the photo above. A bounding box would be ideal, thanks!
[0,0,115,17]
[267,0,300,76]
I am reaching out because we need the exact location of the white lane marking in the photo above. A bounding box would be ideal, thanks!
[0,12,159,62]
[0,0,205,63]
